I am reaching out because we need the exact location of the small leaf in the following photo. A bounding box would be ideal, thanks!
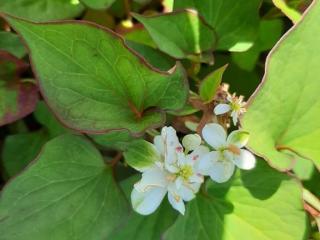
[80,0,116,10]
[0,51,38,126]
[132,10,217,60]
[0,31,26,58]
[4,15,188,134]
[124,140,160,171]
[174,0,261,52]
[0,0,84,21]
[242,1,320,170]
[199,64,228,103]
[1,130,47,178]
[164,160,308,240]
[0,134,129,240]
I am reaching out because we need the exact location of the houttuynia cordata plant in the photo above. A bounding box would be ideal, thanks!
[0,0,319,239]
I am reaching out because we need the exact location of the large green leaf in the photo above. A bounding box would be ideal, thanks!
[0,0,84,21]
[174,0,261,52]
[164,160,308,240]
[80,0,116,10]
[0,134,128,240]
[242,1,320,170]
[110,175,178,240]
[132,10,217,60]
[4,15,188,134]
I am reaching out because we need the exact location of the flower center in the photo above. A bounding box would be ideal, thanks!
[178,165,193,180]
[230,101,241,111]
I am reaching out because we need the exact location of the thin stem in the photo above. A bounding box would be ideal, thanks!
[303,188,320,213]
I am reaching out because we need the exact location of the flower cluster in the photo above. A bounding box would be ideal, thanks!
[131,122,256,215]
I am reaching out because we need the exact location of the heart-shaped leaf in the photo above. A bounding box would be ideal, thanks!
[4,15,188,134]
[242,1,320,170]
[0,134,129,240]
[164,160,308,240]
[174,0,261,52]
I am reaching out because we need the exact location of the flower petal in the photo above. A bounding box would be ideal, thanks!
[208,160,235,183]
[197,151,219,175]
[187,145,210,164]
[202,123,227,149]
[214,103,231,115]
[168,190,185,215]
[154,135,164,155]
[234,149,256,170]
[131,187,167,215]
[231,111,238,125]
[178,184,196,201]
[227,130,250,148]
[134,165,168,192]
[162,126,183,165]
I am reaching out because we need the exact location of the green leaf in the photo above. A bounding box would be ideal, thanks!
[132,10,217,60]
[34,101,67,138]
[1,130,48,178]
[232,19,283,71]
[90,129,136,151]
[123,26,156,48]
[124,139,160,171]
[126,41,175,71]
[0,51,38,127]
[80,0,116,10]
[0,31,26,58]
[242,1,320,170]
[0,134,129,240]
[4,15,188,134]
[0,0,85,21]
[110,175,178,240]
[199,64,228,103]
[272,0,302,23]
[174,0,261,52]
[164,160,309,240]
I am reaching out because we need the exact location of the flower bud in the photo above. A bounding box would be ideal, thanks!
[182,134,201,152]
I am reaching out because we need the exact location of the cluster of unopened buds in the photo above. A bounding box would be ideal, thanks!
[131,93,255,215]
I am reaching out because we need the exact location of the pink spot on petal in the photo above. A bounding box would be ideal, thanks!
[192,155,199,161]
[176,146,183,153]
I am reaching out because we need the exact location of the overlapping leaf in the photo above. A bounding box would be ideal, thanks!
[242,1,320,170]
[4,15,188,134]
[174,0,261,52]
[0,134,128,240]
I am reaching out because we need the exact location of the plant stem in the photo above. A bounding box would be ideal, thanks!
[303,188,320,213]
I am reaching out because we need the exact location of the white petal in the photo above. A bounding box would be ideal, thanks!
[231,111,238,125]
[162,126,183,165]
[189,173,203,183]
[197,151,219,175]
[175,176,183,189]
[234,149,256,170]
[208,160,235,183]
[154,135,164,155]
[134,165,168,192]
[131,187,167,215]
[187,145,210,164]
[168,190,185,215]
[178,184,196,201]
[227,130,250,148]
[202,123,227,149]
[214,103,231,115]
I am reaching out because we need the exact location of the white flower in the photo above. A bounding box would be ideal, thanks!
[131,127,209,215]
[214,93,246,125]
[198,123,256,183]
